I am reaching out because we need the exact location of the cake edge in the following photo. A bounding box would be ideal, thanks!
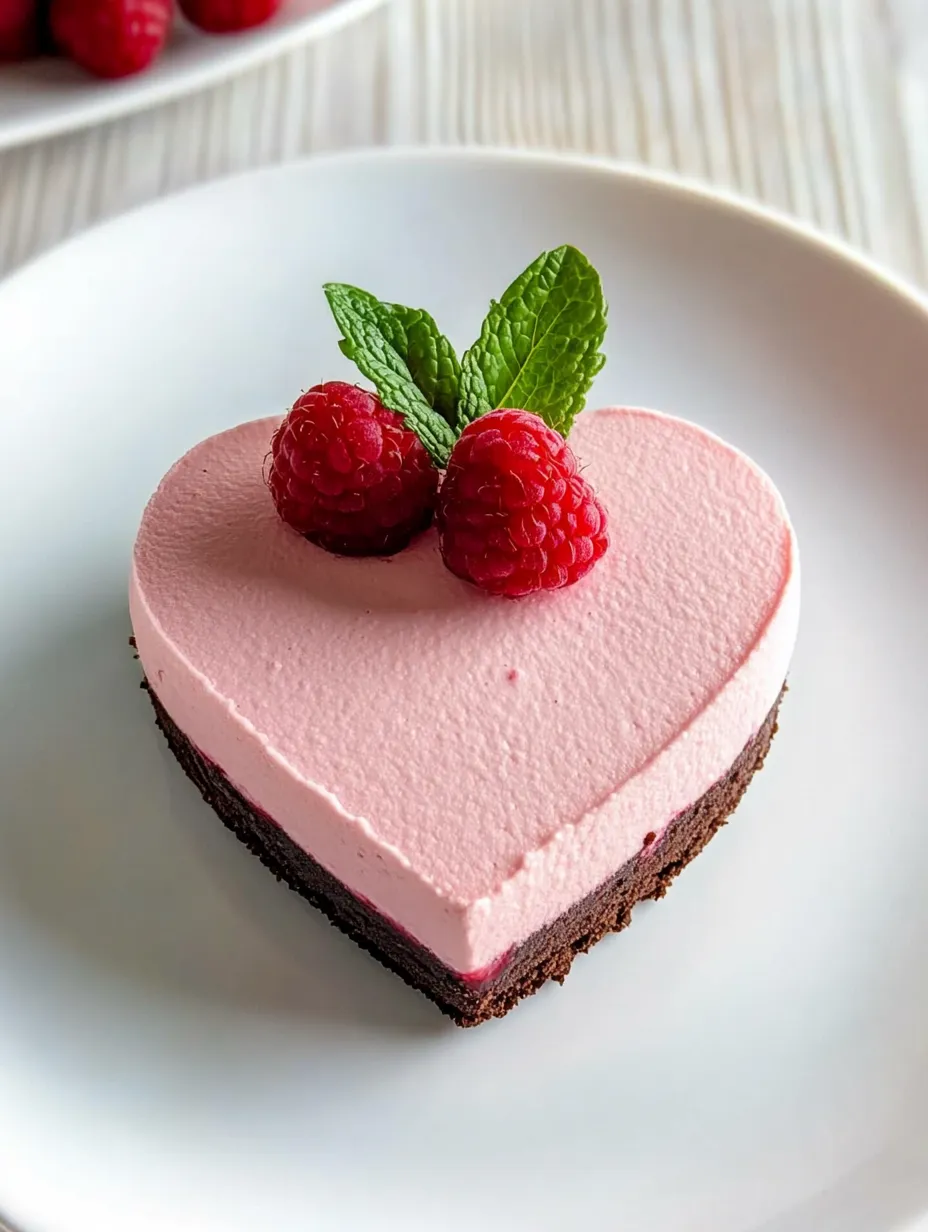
[140,671,784,1027]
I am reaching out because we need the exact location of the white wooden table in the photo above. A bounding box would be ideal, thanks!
[1,0,927,285]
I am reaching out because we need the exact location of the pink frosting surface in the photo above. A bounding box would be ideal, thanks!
[130,408,799,973]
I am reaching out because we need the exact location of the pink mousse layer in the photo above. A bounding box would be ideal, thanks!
[130,407,799,974]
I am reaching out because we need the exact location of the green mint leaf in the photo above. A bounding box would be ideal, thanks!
[388,303,461,427]
[325,283,460,426]
[457,349,492,422]
[324,283,458,468]
[457,245,607,436]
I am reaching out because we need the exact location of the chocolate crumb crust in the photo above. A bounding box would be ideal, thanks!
[143,679,784,1026]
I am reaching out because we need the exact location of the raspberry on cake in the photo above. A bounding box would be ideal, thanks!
[130,247,799,1024]
[438,409,609,596]
[268,382,438,558]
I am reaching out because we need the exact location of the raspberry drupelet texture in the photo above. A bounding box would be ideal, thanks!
[438,409,609,597]
[268,382,438,557]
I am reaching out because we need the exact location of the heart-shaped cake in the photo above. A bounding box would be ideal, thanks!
[130,248,798,1024]
[131,404,796,1021]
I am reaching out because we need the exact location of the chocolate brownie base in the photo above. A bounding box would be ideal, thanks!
[143,679,783,1026]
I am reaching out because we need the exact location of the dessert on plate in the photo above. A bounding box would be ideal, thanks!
[130,247,799,1025]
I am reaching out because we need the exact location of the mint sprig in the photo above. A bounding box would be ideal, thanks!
[457,246,607,436]
[322,246,608,464]
[325,283,461,427]
[324,283,458,467]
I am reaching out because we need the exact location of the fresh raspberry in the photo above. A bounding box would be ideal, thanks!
[51,0,170,77]
[438,409,609,597]
[178,0,277,33]
[0,0,39,59]
[268,382,439,558]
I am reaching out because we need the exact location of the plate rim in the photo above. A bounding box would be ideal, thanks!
[0,0,385,152]
[2,144,927,327]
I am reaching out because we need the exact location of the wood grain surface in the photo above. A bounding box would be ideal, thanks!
[0,0,926,284]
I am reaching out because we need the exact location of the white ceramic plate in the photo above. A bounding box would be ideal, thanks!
[0,149,926,1232]
[0,0,382,151]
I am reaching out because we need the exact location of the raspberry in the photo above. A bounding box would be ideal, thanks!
[179,0,277,33]
[438,409,609,597]
[0,0,39,60]
[51,0,169,77]
[268,382,438,558]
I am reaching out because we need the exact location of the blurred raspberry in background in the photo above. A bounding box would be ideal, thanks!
[0,0,40,60]
[0,0,281,76]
